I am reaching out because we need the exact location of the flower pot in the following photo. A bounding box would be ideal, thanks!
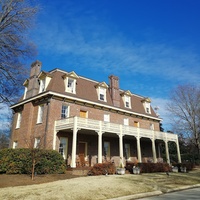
[133,167,140,174]
[117,168,125,175]
[172,167,178,173]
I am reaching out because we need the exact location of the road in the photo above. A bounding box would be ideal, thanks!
[138,187,200,200]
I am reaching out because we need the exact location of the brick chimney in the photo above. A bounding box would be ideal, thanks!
[109,75,120,107]
[26,60,42,98]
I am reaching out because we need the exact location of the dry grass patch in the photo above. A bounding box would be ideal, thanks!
[0,167,200,200]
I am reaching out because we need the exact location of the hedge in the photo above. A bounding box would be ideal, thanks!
[88,162,116,175]
[126,162,171,173]
[0,148,66,174]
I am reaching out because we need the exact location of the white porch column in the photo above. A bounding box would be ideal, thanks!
[137,137,142,163]
[71,116,78,168]
[137,128,142,163]
[53,121,58,150]
[97,121,103,163]
[176,135,182,163]
[151,138,157,163]
[119,125,124,161]
[165,140,170,164]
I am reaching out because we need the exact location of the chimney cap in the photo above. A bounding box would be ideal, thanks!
[31,60,42,68]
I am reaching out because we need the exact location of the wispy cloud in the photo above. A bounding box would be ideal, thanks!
[32,7,200,86]
[0,104,12,132]
[151,97,172,131]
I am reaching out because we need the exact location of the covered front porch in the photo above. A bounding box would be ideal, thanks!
[53,116,181,168]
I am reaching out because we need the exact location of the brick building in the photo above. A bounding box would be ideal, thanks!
[10,61,181,168]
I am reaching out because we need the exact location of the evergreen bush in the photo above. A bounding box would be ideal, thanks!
[0,148,66,174]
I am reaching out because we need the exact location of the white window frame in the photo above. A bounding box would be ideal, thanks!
[104,114,110,122]
[16,112,22,129]
[61,105,69,119]
[37,105,44,124]
[99,87,106,102]
[39,79,46,93]
[143,102,151,114]
[150,123,154,130]
[34,137,41,148]
[13,141,18,149]
[59,137,68,159]
[23,86,27,99]
[124,118,129,126]
[125,95,131,108]
[66,77,76,93]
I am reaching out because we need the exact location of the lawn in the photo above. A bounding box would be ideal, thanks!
[0,167,200,200]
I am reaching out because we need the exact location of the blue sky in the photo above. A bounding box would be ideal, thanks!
[2,0,200,132]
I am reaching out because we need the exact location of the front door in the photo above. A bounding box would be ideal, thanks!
[79,142,87,166]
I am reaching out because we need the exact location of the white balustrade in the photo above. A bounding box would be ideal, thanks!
[55,116,177,142]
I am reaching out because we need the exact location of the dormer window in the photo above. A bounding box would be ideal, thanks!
[121,90,132,109]
[67,78,76,93]
[38,71,52,94]
[63,71,79,94]
[125,95,131,108]
[142,97,151,114]
[99,87,106,101]
[23,79,29,99]
[39,79,45,93]
[95,82,108,102]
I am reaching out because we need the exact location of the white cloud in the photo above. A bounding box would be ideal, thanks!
[151,97,172,131]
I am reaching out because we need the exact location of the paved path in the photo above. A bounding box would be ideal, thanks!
[138,187,200,200]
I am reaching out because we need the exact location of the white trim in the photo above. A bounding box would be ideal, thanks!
[10,91,161,121]
[16,112,22,129]
[37,105,44,124]
[13,141,18,149]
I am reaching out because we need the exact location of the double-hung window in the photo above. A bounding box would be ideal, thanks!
[67,78,76,93]
[61,105,69,119]
[125,95,131,108]
[99,87,106,101]
[37,105,44,124]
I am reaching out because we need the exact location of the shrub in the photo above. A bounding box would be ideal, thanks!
[0,148,66,174]
[172,162,195,172]
[139,163,170,173]
[88,162,115,175]
[125,162,170,173]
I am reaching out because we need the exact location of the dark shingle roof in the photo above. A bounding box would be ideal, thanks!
[46,69,158,118]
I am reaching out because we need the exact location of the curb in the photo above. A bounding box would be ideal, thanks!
[108,191,162,200]
[165,183,200,193]
[108,184,200,200]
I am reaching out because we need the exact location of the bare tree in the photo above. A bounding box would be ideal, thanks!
[22,133,52,180]
[0,0,38,104]
[167,85,200,157]
[0,132,9,149]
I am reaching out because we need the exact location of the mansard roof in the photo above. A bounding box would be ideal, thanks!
[45,69,158,118]
[12,68,158,120]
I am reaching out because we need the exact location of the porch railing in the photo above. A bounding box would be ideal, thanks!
[55,116,177,142]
